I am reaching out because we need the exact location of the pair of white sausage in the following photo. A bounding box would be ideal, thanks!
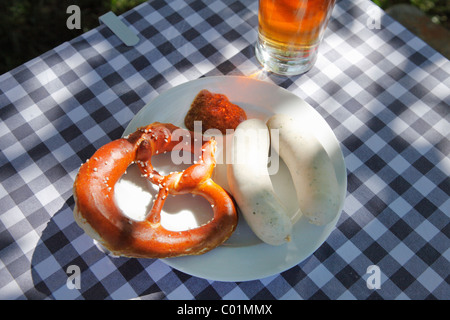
[227,114,340,245]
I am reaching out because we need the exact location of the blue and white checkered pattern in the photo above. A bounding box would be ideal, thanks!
[0,0,449,300]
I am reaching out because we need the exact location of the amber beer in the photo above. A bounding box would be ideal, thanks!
[255,0,336,75]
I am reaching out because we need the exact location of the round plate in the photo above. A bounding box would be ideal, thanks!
[120,76,347,282]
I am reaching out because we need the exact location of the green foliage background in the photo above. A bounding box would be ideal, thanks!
[373,0,449,26]
[0,0,449,74]
[0,0,148,74]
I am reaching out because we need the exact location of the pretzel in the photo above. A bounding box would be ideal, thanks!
[73,122,237,258]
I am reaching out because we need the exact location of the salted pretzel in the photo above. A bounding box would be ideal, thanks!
[73,122,237,258]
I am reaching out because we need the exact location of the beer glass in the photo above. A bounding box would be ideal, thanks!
[255,0,336,76]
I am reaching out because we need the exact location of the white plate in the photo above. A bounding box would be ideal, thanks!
[120,76,347,282]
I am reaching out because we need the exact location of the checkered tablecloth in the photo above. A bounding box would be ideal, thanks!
[0,0,449,300]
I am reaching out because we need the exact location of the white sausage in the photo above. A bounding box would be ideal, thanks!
[227,119,293,245]
[267,114,340,226]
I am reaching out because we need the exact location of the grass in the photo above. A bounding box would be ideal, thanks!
[0,0,147,74]
[373,0,449,26]
[0,0,449,74]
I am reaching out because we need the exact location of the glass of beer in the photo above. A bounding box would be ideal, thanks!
[255,0,336,76]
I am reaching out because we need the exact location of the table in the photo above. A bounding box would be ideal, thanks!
[0,0,448,300]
